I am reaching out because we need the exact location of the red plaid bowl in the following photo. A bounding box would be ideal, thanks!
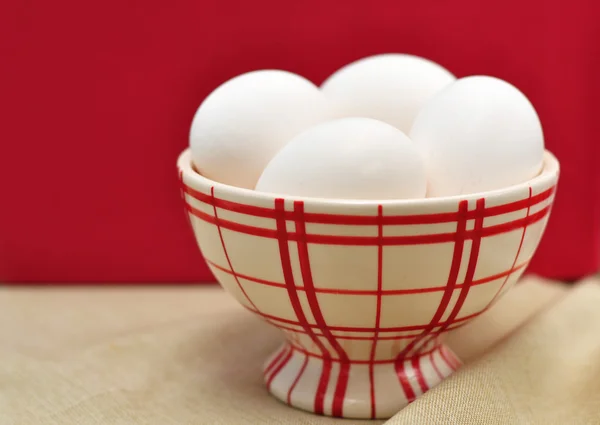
[177,148,559,419]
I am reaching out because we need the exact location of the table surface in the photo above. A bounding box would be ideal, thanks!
[2,278,599,425]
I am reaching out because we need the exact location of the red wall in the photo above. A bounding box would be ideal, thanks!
[2,0,599,282]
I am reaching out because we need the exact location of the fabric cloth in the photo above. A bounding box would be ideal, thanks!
[0,277,598,424]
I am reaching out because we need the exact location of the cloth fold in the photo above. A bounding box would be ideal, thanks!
[392,279,600,425]
[0,278,598,425]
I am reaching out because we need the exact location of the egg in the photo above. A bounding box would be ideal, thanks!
[410,76,545,197]
[320,54,456,133]
[189,70,333,189]
[255,117,427,200]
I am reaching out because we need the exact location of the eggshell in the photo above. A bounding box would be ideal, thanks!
[320,54,456,133]
[255,117,427,200]
[189,70,333,189]
[410,75,545,197]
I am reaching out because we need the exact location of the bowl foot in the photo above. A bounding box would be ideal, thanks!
[263,342,461,419]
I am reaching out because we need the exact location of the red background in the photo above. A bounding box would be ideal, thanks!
[2,1,599,283]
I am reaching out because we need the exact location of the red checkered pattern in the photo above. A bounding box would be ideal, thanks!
[180,173,556,418]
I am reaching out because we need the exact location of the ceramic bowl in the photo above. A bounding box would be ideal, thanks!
[177,148,559,419]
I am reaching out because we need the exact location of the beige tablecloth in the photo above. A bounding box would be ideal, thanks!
[1,277,599,424]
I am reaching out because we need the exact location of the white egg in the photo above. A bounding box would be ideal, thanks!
[189,70,333,189]
[320,54,456,133]
[255,117,427,200]
[410,75,545,197]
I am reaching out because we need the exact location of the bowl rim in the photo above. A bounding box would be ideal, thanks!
[178,148,559,207]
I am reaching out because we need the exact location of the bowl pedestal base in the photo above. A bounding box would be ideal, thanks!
[263,342,461,419]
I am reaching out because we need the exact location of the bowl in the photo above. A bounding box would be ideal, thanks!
[177,148,559,419]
